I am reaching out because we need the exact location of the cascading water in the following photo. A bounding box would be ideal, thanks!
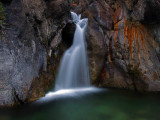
[55,12,90,91]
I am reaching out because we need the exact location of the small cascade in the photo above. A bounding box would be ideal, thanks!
[55,12,90,91]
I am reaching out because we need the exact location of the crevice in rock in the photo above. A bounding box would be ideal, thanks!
[13,88,24,105]
[61,22,75,48]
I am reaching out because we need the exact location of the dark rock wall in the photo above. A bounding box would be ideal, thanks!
[0,0,71,106]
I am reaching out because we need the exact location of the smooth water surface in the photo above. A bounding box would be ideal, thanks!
[1,88,160,120]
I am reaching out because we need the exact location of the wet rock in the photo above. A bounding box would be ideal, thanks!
[72,0,114,84]
[100,0,160,92]
[0,0,71,106]
[72,0,160,92]
[86,17,106,84]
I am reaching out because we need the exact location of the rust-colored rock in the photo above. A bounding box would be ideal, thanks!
[1,0,160,107]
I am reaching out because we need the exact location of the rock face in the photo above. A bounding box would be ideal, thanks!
[103,0,160,92]
[87,0,160,92]
[71,0,160,92]
[0,0,71,106]
[0,0,160,106]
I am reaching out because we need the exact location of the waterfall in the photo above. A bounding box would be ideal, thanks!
[55,12,90,91]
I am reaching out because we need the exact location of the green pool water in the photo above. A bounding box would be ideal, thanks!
[0,88,160,120]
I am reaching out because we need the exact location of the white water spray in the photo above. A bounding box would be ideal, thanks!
[55,12,90,91]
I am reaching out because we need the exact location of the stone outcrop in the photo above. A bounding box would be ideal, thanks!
[1,0,160,106]
[70,0,160,92]
[74,0,160,92]
[0,0,71,106]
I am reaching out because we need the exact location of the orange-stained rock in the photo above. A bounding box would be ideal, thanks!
[71,0,160,92]
[1,0,160,107]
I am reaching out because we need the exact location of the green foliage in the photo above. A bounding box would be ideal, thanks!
[0,2,6,28]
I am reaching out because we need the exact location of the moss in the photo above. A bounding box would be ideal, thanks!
[0,2,6,28]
